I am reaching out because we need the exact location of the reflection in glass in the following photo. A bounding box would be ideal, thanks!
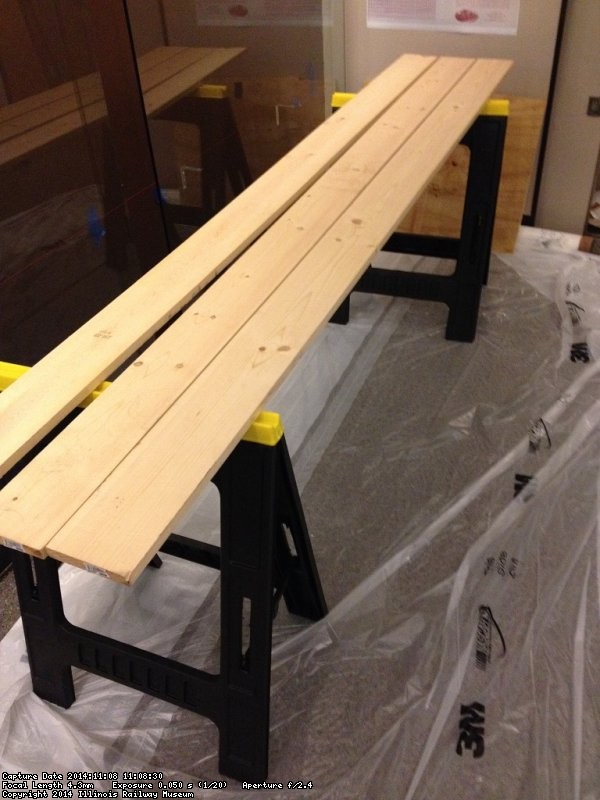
[0,1,166,365]
[126,0,341,243]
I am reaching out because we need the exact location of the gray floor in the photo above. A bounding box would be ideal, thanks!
[1,236,599,797]
[0,564,18,640]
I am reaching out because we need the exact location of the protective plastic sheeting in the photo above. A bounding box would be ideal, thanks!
[0,228,599,798]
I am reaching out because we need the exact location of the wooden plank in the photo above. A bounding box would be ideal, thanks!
[135,46,188,73]
[2,58,512,580]
[0,83,79,134]
[0,46,242,165]
[0,103,106,165]
[0,47,196,136]
[0,77,102,147]
[0,70,110,142]
[0,56,471,557]
[2,47,239,134]
[138,46,224,93]
[141,47,245,115]
[0,364,109,407]
[52,63,512,581]
[0,53,437,480]
[139,46,231,92]
[0,50,187,145]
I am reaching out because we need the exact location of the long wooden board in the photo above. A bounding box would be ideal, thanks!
[0,53,436,479]
[0,56,473,557]
[0,46,244,165]
[0,57,512,581]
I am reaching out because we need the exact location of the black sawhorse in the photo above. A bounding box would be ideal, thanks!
[156,84,252,243]
[9,412,326,782]
[332,97,508,342]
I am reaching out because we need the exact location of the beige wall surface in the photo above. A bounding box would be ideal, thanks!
[343,0,562,98]
[536,0,600,233]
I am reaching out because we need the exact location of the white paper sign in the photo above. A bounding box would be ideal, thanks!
[196,0,327,27]
[367,0,520,35]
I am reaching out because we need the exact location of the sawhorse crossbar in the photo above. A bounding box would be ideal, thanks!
[5,397,326,782]
[331,95,509,342]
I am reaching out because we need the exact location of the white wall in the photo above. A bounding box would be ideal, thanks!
[536,0,600,233]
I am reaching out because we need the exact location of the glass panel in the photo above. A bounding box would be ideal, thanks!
[0,0,167,366]
[125,0,344,244]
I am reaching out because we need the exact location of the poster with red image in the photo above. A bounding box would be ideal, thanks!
[367,0,520,34]
[196,0,328,27]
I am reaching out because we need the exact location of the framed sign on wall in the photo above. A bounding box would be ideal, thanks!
[367,0,520,35]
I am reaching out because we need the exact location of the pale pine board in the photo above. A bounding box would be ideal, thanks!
[0,47,243,165]
[0,54,436,479]
[0,56,473,557]
[0,49,184,143]
[0,89,84,142]
[141,48,245,115]
[0,79,88,133]
[38,58,511,583]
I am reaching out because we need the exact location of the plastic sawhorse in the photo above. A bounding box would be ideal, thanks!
[9,411,326,782]
[331,94,509,343]
[156,84,252,241]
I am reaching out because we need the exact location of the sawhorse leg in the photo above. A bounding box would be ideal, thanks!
[11,553,75,707]
[444,113,508,340]
[212,412,326,778]
[9,412,325,783]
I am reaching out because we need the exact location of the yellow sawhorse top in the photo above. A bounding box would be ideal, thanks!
[332,90,509,117]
